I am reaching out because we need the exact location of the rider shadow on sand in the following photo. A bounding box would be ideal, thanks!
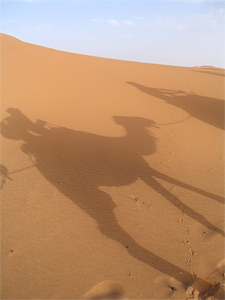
[127,82,225,130]
[1,108,224,294]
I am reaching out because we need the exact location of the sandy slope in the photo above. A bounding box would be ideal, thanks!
[0,33,224,299]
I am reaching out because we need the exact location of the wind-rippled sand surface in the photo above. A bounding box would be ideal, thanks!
[0,33,224,299]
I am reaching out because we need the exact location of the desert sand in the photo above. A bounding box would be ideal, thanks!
[0,33,224,299]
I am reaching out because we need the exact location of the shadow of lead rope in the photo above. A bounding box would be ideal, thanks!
[156,115,192,126]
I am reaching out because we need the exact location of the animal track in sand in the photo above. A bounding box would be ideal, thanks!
[181,228,225,298]
[179,206,197,281]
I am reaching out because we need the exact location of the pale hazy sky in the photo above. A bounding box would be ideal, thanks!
[1,0,225,67]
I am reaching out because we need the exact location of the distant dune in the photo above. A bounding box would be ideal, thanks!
[0,33,224,299]
[193,65,225,69]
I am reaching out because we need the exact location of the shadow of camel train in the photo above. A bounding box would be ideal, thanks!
[1,108,224,294]
[127,82,225,130]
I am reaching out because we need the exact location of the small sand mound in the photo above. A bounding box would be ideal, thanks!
[81,280,124,299]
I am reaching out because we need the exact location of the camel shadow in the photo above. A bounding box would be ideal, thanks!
[127,82,225,130]
[1,108,224,293]
[193,69,225,77]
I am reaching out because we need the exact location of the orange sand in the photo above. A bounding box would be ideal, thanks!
[0,33,224,299]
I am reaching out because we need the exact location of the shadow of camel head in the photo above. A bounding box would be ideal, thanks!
[113,115,157,129]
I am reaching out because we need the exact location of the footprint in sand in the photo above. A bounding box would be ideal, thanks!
[207,259,225,287]
[153,275,186,299]
[186,259,225,300]
[81,280,124,299]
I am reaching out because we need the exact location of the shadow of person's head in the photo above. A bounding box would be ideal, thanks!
[1,108,50,141]
[1,108,28,140]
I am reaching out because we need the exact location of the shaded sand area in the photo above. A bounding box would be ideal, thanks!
[0,33,224,299]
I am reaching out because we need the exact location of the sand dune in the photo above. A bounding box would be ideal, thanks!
[0,34,224,299]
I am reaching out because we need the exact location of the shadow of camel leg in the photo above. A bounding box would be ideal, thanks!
[88,189,213,289]
[150,168,224,204]
[140,174,224,237]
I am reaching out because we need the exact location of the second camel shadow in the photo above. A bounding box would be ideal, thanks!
[127,82,225,130]
[1,108,224,292]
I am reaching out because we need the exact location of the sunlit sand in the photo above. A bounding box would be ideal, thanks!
[1,33,224,299]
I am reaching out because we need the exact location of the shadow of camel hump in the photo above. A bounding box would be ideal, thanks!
[1,108,224,294]
[127,82,225,130]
